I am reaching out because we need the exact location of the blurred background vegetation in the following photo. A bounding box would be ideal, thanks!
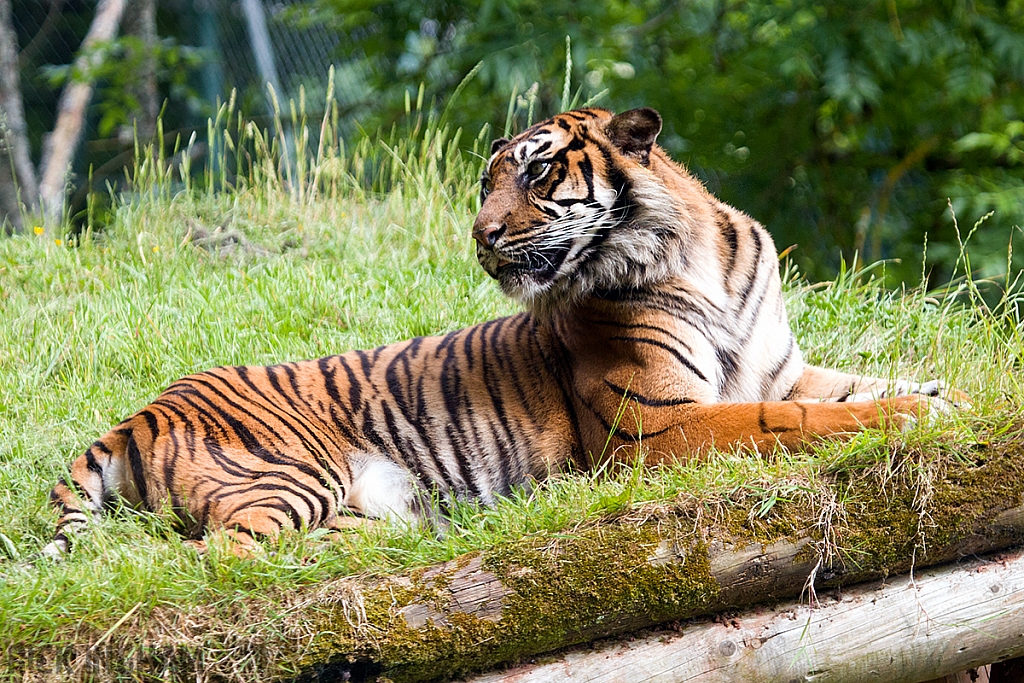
[2,0,1023,286]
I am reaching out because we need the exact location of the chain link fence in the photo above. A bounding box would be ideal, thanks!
[8,0,357,209]
[197,0,367,115]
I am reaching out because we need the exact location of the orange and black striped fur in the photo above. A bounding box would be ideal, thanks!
[45,107,948,557]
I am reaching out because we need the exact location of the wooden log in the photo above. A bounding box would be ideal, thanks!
[460,547,1024,683]
[280,442,1024,682]
[344,498,1024,654]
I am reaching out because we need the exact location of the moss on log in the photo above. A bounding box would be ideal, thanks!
[463,546,1024,683]
[288,440,1024,683]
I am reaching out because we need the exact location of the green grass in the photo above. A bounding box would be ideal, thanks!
[1,97,1023,680]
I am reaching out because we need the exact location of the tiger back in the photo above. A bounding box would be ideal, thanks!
[45,107,946,557]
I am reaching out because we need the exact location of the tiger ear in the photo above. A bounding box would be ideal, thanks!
[490,137,510,156]
[605,108,662,161]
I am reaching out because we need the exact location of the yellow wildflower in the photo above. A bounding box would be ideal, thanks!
[33,226,43,235]
[54,239,63,246]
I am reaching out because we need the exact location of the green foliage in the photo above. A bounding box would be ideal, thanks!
[40,36,204,139]
[310,0,1024,285]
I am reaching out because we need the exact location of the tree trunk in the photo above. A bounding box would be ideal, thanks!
[0,0,39,231]
[462,546,1024,683]
[0,149,22,233]
[37,0,127,226]
[122,0,158,143]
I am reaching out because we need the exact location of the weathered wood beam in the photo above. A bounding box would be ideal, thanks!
[461,546,1024,683]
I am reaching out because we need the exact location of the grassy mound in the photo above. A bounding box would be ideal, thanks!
[1,97,1022,681]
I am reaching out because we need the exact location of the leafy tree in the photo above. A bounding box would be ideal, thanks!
[311,0,1024,284]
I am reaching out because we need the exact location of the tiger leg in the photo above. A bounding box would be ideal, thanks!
[42,428,136,559]
[186,494,348,558]
[623,395,931,464]
[183,529,267,558]
[789,364,949,403]
[185,452,424,556]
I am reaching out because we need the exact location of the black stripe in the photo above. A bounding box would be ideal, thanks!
[126,430,150,510]
[171,382,336,522]
[439,331,484,498]
[225,491,305,529]
[320,356,364,446]
[149,401,188,510]
[543,161,569,196]
[758,403,803,433]
[577,388,678,442]
[208,368,344,505]
[761,336,796,396]
[716,207,739,277]
[716,347,740,393]
[541,317,594,469]
[239,366,342,486]
[603,379,695,407]
[279,362,351,469]
[608,335,708,383]
[738,227,763,302]
[577,152,595,201]
[500,315,539,483]
[581,316,697,354]
[85,449,102,475]
[569,154,634,274]
[480,318,515,494]
[462,325,478,371]
[383,338,451,489]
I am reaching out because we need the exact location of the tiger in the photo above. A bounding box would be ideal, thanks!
[44,107,949,558]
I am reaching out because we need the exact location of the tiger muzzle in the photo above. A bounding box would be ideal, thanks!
[472,222,505,249]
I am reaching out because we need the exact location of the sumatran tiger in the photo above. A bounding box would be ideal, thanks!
[44,107,951,558]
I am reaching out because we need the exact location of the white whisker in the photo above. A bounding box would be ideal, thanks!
[494,187,634,267]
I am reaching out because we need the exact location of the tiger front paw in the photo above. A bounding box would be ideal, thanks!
[851,379,970,409]
[897,380,972,410]
[885,393,955,432]
[890,378,940,397]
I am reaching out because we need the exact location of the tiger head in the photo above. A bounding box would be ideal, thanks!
[473,107,691,311]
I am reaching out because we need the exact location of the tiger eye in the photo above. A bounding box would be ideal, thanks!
[527,160,548,178]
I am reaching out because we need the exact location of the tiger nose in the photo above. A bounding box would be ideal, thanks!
[472,223,505,248]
